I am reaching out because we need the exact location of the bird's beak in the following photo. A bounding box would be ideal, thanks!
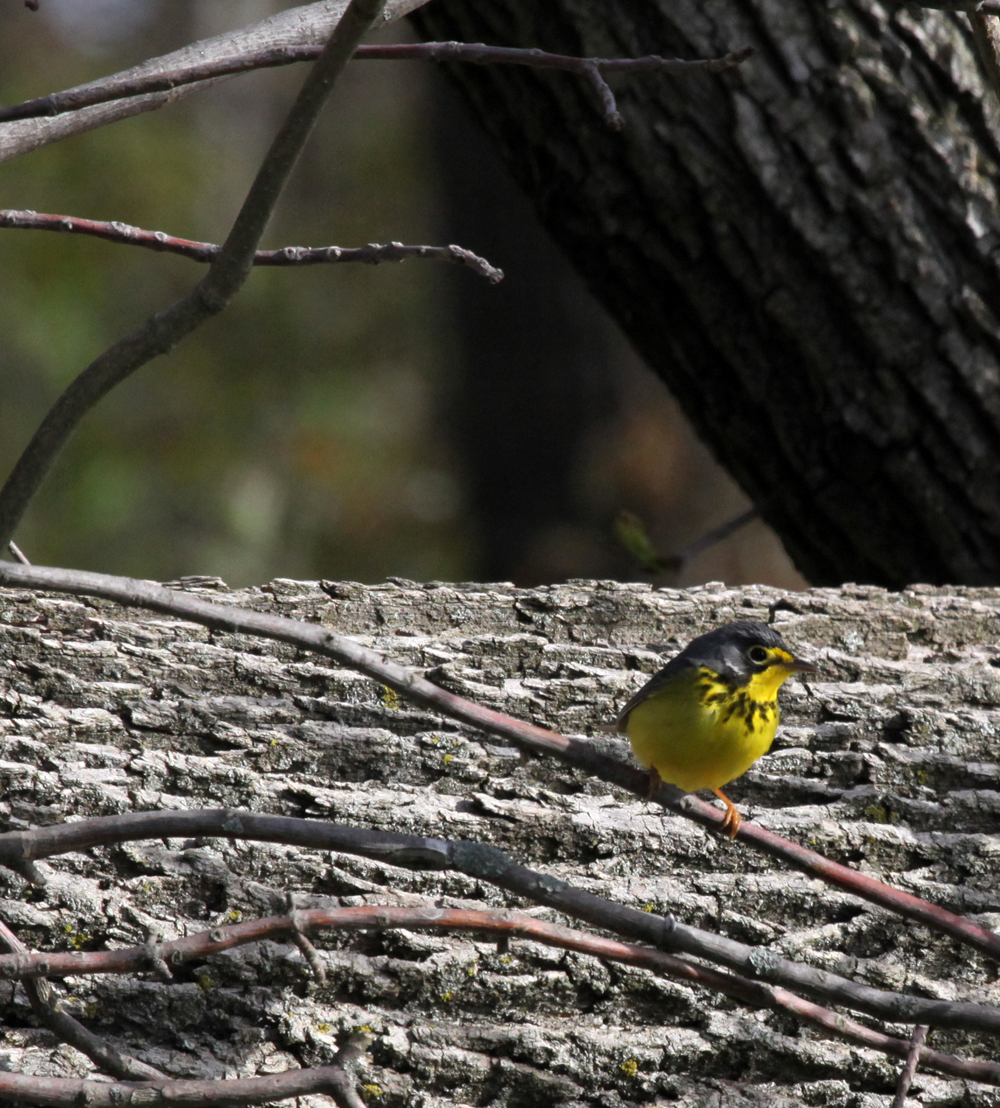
[784,656,817,675]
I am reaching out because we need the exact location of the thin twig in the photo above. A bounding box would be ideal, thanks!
[0,807,996,1036]
[288,895,328,983]
[0,0,386,555]
[676,504,761,563]
[0,905,990,1084]
[0,42,754,131]
[3,561,998,975]
[0,211,503,282]
[5,541,29,565]
[0,918,164,1081]
[892,1025,930,1107]
[0,1,425,166]
[614,505,761,575]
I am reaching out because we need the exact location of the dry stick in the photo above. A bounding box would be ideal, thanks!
[0,906,992,1085]
[0,918,165,1082]
[892,1025,930,1107]
[0,807,996,1036]
[0,210,503,283]
[0,0,386,555]
[5,542,28,565]
[0,42,755,130]
[675,504,761,566]
[0,1,428,165]
[0,1065,368,1108]
[288,893,329,983]
[615,505,762,575]
[2,562,999,971]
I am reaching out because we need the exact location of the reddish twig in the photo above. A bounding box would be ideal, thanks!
[0,905,991,1084]
[0,210,502,282]
[0,0,387,554]
[0,42,754,132]
[0,919,164,1081]
[0,807,996,1035]
[1,562,999,975]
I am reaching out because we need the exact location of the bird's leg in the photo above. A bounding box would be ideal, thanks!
[711,788,741,840]
[645,765,664,799]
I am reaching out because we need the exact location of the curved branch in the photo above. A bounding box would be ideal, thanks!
[0,919,165,1082]
[0,0,428,164]
[0,42,754,132]
[0,0,386,553]
[0,905,993,1085]
[0,805,995,1035]
[2,561,999,973]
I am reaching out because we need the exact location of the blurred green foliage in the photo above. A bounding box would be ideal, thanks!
[0,1,805,591]
[0,3,469,585]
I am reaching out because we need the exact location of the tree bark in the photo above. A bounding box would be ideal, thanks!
[409,0,1000,588]
[2,576,1000,1104]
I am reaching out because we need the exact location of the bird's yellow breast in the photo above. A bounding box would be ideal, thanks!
[625,666,781,792]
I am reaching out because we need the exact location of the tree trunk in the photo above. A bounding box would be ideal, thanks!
[2,576,1000,1104]
[409,0,1000,588]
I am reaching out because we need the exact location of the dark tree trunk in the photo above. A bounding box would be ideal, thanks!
[409,0,1000,587]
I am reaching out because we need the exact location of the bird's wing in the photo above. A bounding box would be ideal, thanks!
[613,653,693,731]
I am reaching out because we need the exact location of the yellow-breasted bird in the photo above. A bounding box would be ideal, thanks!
[615,621,815,838]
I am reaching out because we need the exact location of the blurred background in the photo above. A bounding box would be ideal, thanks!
[0,0,806,590]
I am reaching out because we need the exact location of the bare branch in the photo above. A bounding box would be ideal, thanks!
[0,0,386,554]
[0,919,165,1081]
[3,560,998,979]
[0,41,754,132]
[0,905,991,1085]
[0,0,428,164]
[0,803,995,1036]
[0,1065,366,1108]
[0,210,502,281]
[614,505,762,575]
[5,542,29,565]
[892,1025,930,1107]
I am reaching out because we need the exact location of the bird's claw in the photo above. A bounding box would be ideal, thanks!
[712,788,742,840]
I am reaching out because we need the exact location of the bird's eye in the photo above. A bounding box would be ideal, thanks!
[747,645,769,665]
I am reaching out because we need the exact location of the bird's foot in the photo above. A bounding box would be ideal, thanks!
[645,766,664,800]
[712,788,741,840]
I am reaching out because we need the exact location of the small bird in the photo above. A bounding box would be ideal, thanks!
[615,621,815,838]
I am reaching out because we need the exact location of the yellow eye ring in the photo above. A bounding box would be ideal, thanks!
[747,645,769,665]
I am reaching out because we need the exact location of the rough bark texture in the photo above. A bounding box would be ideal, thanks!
[2,577,1000,1105]
[408,0,1000,588]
